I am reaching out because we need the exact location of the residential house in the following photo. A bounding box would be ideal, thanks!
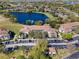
[48,47,57,55]
[59,22,79,40]
[0,28,10,40]
[59,22,79,33]
[20,25,57,39]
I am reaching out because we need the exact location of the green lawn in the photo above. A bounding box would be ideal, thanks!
[37,12,57,21]
[0,14,23,34]
[0,50,24,59]
[0,21,23,34]
[43,12,56,20]
[8,50,24,58]
[0,53,9,59]
[52,49,70,59]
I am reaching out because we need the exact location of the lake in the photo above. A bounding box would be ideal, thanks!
[10,12,48,24]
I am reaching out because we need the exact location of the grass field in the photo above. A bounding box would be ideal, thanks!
[0,15,24,59]
[43,12,56,20]
[0,14,23,34]
[52,49,70,59]
[0,21,23,34]
[0,53,9,59]
[0,49,24,59]
[37,12,57,21]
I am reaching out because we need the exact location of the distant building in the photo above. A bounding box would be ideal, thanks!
[0,28,10,40]
[20,25,57,38]
[48,47,57,55]
[59,22,79,33]
[5,0,64,2]
[0,28,15,40]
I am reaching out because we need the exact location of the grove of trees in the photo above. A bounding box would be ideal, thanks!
[28,39,52,59]
[16,55,26,59]
[61,33,73,40]
[29,30,48,39]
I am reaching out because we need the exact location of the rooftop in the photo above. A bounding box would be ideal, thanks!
[59,22,79,33]
[20,25,56,33]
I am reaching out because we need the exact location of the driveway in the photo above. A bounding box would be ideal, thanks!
[64,51,79,59]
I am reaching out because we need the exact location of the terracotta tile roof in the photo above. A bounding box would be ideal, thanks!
[20,25,55,33]
[48,47,56,55]
[59,22,79,33]
[0,28,8,37]
[48,47,55,52]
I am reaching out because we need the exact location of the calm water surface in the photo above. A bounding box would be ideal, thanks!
[10,12,48,24]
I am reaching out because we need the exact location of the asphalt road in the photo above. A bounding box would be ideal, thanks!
[64,52,79,59]
[3,39,79,49]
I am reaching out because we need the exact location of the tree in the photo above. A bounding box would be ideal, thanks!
[29,30,48,39]
[45,18,60,29]
[0,44,4,53]
[34,21,42,25]
[40,54,50,59]
[3,13,11,18]
[10,15,17,23]
[16,55,26,59]
[3,13,17,23]
[67,14,79,22]
[46,19,57,28]
[62,33,73,40]
[25,20,31,25]
[28,40,51,59]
